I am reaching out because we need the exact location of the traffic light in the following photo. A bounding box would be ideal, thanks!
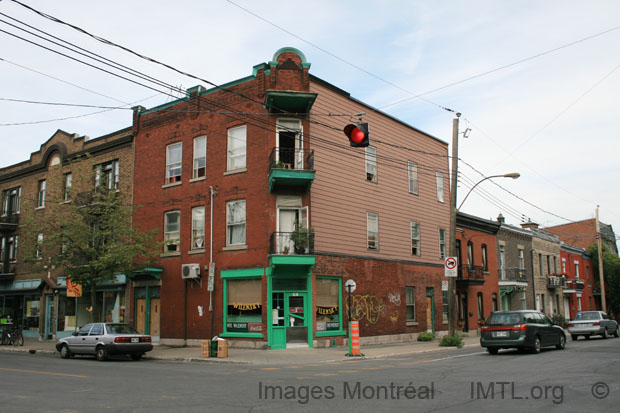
[343,122,369,147]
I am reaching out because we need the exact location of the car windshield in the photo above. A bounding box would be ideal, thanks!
[106,324,139,334]
[487,313,522,326]
[574,312,600,321]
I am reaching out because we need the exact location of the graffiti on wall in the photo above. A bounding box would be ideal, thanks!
[388,292,401,306]
[347,294,385,324]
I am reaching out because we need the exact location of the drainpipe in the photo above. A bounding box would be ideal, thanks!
[209,186,217,338]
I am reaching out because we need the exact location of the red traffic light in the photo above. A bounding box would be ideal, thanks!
[344,123,369,147]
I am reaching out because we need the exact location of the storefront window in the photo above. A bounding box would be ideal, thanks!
[24,295,40,330]
[226,279,262,333]
[58,295,77,332]
[98,291,125,323]
[316,278,341,333]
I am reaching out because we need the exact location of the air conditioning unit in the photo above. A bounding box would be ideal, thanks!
[181,263,201,280]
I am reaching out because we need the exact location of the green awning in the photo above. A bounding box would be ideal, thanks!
[264,90,317,115]
[0,279,42,293]
[128,268,163,281]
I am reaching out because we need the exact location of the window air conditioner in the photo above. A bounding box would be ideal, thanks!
[181,263,201,280]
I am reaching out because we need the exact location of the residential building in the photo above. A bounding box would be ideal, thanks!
[0,129,135,340]
[455,212,500,332]
[131,48,451,348]
[560,243,596,319]
[495,214,534,311]
[545,218,618,256]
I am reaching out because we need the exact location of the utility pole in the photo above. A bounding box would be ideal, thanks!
[448,113,460,337]
[595,206,607,311]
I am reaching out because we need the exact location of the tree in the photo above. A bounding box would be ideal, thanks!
[21,158,160,322]
[587,244,620,317]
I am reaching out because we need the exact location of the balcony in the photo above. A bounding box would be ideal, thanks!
[498,268,529,286]
[456,265,485,286]
[0,214,19,233]
[0,261,16,282]
[268,148,315,193]
[269,231,315,277]
[547,274,567,290]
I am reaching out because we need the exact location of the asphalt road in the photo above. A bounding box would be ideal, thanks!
[0,337,618,412]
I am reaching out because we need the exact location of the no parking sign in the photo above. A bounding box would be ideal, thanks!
[444,257,458,277]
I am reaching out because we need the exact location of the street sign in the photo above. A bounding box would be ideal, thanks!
[444,257,458,278]
[345,279,357,293]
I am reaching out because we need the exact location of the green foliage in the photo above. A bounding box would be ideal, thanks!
[417,332,435,341]
[551,314,566,328]
[290,221,314,253]
[588,244,620,317]
[439,334,464,348]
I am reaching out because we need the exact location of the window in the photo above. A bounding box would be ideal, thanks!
[547,255,552,274]
[410,221,420,256]
[166,143,182,184]
[439,228,446,259]
[316,278,341,333]
[467,241,474,267]
[63,173,72,201]
[553,256,557,273]
[492,293,498,312]
[0,235,18,271]
[191,206,205,250]
[37,180,46,207]
[436,172,444,202]
[227,125,246,171]
[574,261,580,279]
[481,244,488,272]
[406,286,415,322]
[164,211,180,253]
[518,248,525,276]
[442,291,449,323]
[367,213,378,250]
[226,200,246,246]
[2,187,20,215]
[36,232,43,259]
[95,160,120,190]
[561,257,566,273]
[408,161,418,194]
[538,253,543,275]
[477,293,484,321]
[193,136,207,179]
[365,146,377,183]
[499,245,506,280]
[225,278,262,332]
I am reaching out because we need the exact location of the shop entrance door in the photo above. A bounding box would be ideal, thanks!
[45,295,54,339]
[271,291,307,349]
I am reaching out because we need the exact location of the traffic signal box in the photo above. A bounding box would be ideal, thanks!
[343,122,369,147]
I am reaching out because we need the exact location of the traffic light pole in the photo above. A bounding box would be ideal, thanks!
[447,114,460,337]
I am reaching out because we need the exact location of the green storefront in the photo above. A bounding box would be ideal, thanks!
[220,255,345,349]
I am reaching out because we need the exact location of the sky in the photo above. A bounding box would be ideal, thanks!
[1,0,619,249]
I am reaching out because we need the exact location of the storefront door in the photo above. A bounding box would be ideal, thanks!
[426,288,435,333]
[45,295,54,339]
[271,291,307,349]
[134,286,160,337]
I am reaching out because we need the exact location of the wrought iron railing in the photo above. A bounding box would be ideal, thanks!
[270,231,315,255]
[566,279,585,290]
[458,265,484,281]
[269,148,314,171]
[547,274,567,289]
[499,267,529,283]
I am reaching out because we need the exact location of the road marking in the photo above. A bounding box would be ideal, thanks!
[296,377,307,380]
[260,367,280,370]
[314,373,337,377]
[0,368,87,378]
[338,370,359,373]
[284,366,302,369]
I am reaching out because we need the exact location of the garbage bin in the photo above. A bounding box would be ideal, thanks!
[217,339,228,358]
[201,340,211,358]
[210,340,218,357]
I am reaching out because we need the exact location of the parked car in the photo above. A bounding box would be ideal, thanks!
[567,311,619,340]
[56,323,153,361]
[480,310,566,354]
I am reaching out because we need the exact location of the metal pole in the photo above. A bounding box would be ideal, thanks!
[595,206,607,311]
[448,114,460,337]
[347,285,352,355]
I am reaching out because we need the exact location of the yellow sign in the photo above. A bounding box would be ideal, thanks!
[232,303,260,311]
[67,279,82,297]
[317,306,337,315]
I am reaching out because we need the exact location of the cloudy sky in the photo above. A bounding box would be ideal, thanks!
[1,0,619,248]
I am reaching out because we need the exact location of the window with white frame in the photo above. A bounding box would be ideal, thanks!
[0,235,18,266]
[408,161,418,194]
[164,211,180,253]
[226,200,246,246]
[574,261,580,279]
[166,143,182,184]
[365,146,377,183]
[561,257,566,273]
[36,232,43,259]
[227,125,247,171]
[481,244,488,272]
[406,286,415,322]
[191,206,205,250]
[467,241,474,267]
[518,248,525,276]
[439,228,446,259]
[63,173,72,201]
[436,172,444,202]
[2,187,20,215]
[499,245,506,280]
[95,160,120,190]
[367,212,378,250]
[37,180,46,208]
[410,221,420,256]
[193,136,207,179]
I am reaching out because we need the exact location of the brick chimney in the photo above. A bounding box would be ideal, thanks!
[521,219,539,230]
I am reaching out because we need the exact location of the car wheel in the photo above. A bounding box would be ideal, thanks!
[60,344,72,359]
[131,354,142,361]
[571,334,578,341]
[602,329,609,339]
[614,327,619,338]
[531,336,541,354]
[487,347,499,355]
[96,346,108,361]
[556,335,566,350]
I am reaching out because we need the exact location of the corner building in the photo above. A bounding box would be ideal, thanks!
[132,48,451,349]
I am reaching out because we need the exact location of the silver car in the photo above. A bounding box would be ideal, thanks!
[56,323,153,361]
[567,311,619,340]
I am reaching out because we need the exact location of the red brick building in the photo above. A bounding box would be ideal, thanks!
[560,244,597,319]
[455,212,500,332]
[131,48,451,349]
[545,219,618,256]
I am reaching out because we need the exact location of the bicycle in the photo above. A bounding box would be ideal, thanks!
[1,325,24,346]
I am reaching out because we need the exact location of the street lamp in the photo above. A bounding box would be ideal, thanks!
[457,173,520,211]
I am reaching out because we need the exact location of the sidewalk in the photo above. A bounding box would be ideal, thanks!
[0,335,482,365]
